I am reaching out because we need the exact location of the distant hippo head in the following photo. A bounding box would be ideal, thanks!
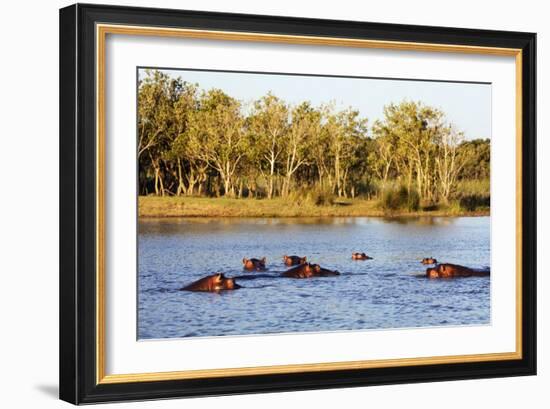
[352,252,372,260]
[421,257,438,265]
[283,255,307,266]
[242,257,267,271]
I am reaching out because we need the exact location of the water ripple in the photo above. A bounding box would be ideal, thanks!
[138,216,490,339]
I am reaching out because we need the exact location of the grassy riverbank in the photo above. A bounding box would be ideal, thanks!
[138,196,490,218]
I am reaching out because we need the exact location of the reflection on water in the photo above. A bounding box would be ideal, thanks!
[380,216,457,226]
[138,216,490,339]
[139,216,459,233]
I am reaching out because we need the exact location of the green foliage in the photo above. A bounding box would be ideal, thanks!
[286,186,335,207]
[381,185,420,212]
[137,69,490,213]
[309,186,336,206]
[459,195,490,211]
[454,179,490,212]
[458,139,490,180]
[454,179,490,197]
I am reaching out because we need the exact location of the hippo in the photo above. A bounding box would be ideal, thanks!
[352,252,373,260]
[282,263,316,278]
[282,263,340,278]
[181,273,241,292]
[421,257,438,265]
[426,263,490,279]
[311,264,340,277]
[242,257,267,271]
[283,255,307,266]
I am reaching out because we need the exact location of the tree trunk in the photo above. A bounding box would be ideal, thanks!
[223,176,233,197]
[176,159,186,196]
[268,160,275,199]
[154,166,164,196]
[282,175,293,197]
[186,167,197,196]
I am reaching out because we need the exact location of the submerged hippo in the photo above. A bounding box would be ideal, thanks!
[181,273,241,292]
[283,255,307,266]
[311,264,340,277]
[426,263,490,279]
[421,257,438,265]
[281,263,316,278]
[352,252,373,260]
[282,263,340,279]
[242,257,267,271]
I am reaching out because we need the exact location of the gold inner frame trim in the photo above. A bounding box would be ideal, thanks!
[95,23,523,385]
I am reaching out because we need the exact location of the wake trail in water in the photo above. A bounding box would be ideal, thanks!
[233,272,285,280]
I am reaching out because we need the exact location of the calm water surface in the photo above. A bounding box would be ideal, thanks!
[138,217,490,339]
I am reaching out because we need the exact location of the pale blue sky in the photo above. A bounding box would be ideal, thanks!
[139,68,491,140]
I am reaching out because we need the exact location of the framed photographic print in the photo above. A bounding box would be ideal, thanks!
[59,3,536,404]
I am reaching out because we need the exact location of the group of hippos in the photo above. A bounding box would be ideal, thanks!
[180,253,490,292]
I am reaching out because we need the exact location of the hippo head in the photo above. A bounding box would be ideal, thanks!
[222,276,240,290]
[306,263,322,276]
[212,273,240,290]
[310,264,322,274]
[426,267,439,278]
[212,273,226,289]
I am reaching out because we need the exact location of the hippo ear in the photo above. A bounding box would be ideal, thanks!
[303,256,307,262]
[242,258,247,264]
[261,257,266,263]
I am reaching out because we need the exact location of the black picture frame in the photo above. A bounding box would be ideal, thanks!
[60,3,536,404]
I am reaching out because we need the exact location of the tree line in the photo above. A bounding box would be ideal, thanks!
[138,69,490,206]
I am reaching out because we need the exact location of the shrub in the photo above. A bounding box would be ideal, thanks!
[381,185,420,212]
[454,179,490,211]
[309,188,335,206]
[287,185,335,207]
[455,179,490,197]
[459,194,490,211]
[351,177,380,199]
